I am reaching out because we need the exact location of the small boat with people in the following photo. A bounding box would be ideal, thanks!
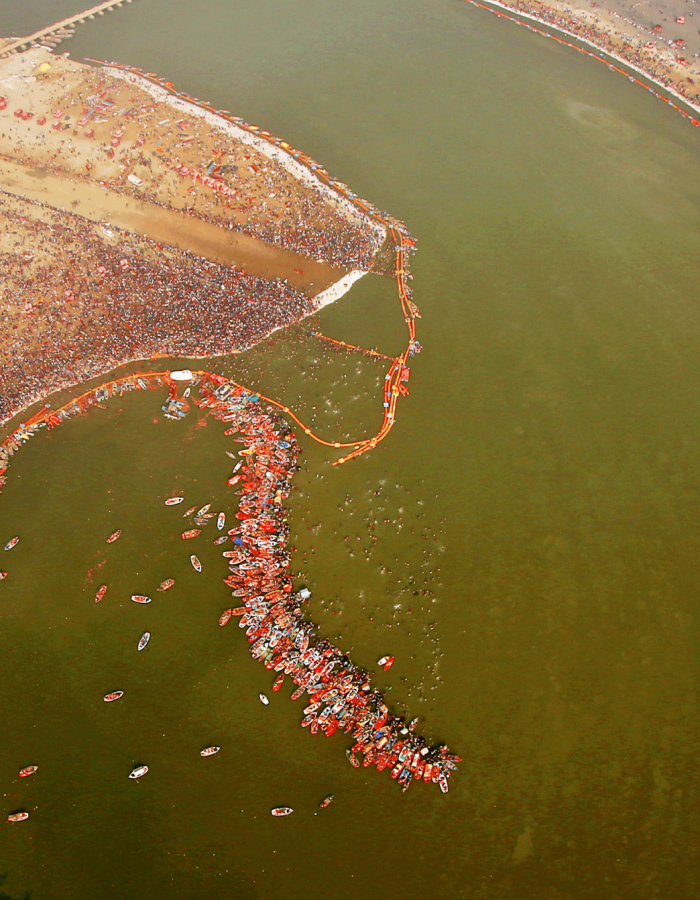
[0,571,8,580]
[219,609,232,627]
[272,674,285,691]
[129,765,148,779]
[182,529,201,540]
[104,690,124,702]
[271,807,293,817]
[217,512,226,530]
[7,811,29,822]
[196,504,211,517]
[4,537,19,551]
[157,579,175,591]
[182,505,197,517]
[165,496,184,506]
[131,594,152,604]
[259,693,269,705]
[137,632,151,651]
[94,584,108,603]
[190,555,202,572]
[319,794,334,809]
[106,530,122,543]
[200,746,220,757]
[19,765,38,778]
[378,656,395,670]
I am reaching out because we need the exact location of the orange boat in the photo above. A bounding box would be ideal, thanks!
[157,579,175,591]
[219,609,232,627]
[104,690,124,702]
[0,571,7,580]
[94,584,108,603]
[19,765,38,778]
[181,529,201,539]
[200,746,220,757]
[106,530,122,543]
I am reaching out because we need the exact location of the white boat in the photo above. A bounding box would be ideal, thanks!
[137,632,151,651]
[259,693,269,705]
[165,497,184,506]
[200,746,220,757]
[4,537,19,551]
[271,807,293,817]
[129,765,148,779]
[217,512,226,530]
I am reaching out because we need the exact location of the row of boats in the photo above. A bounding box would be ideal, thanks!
[197,375,460,793]
[3,372,457,824]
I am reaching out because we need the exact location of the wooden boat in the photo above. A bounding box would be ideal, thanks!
[259,693,269,705]
[271,807,293,817]
[346,749,360,767]
[165,496,184,506]
[137,632,151,651]
[131,594,152,604]
[19,765,38,778]
[195,504,211,517]
[218,609,232,627]
[214,535,228,545]
[290,686,305,701]
[200,746,220,757]
[4,537,19,551]
[94,584,108,603]
[106,530,121,543]
[319,794,334,809]
[181,529,201,540]
[182,505,197,517]
[129,765,148,779]
[104,690,124,701]
[190,555,202,572]
[217,512,226,530]
[7,811,29,822]
[157,579,175,591]
[0,571,7,580]
[272,673,285,691]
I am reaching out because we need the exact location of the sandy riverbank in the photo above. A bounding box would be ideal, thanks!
[0,48,390,426]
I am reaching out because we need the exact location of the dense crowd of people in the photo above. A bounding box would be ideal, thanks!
[0,198,318,424]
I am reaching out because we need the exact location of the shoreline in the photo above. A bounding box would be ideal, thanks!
[464,0,700,122]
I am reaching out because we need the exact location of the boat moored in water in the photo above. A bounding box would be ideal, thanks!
[200,746,220,757]
[157,579,175,591]
[271,807,293,817]
[259,693,269,705]
[129,765,148,779]
[182,505,197,517]
[131,594,152,604]
[319,794,334,808]
[19,765,38,778]
[219,609,232,627]
[0,571,8,580]
[94,584,108,602]
[4,537,19,551]
[104,690,124,702]
[190,555,202,572]
[165,496,184,506]
[106,530,122,543]
[137,632,151,651]
[7,811,29,822]
[217,512,226,530]
[181,529,201,540]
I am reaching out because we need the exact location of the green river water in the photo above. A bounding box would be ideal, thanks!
[2,0,700,897]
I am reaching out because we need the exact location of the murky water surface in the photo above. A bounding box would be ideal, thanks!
[2,0,700,897]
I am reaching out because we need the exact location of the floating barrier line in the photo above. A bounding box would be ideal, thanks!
[294,325,395,362]
[464,0,700,125]
[37,60,423,465]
